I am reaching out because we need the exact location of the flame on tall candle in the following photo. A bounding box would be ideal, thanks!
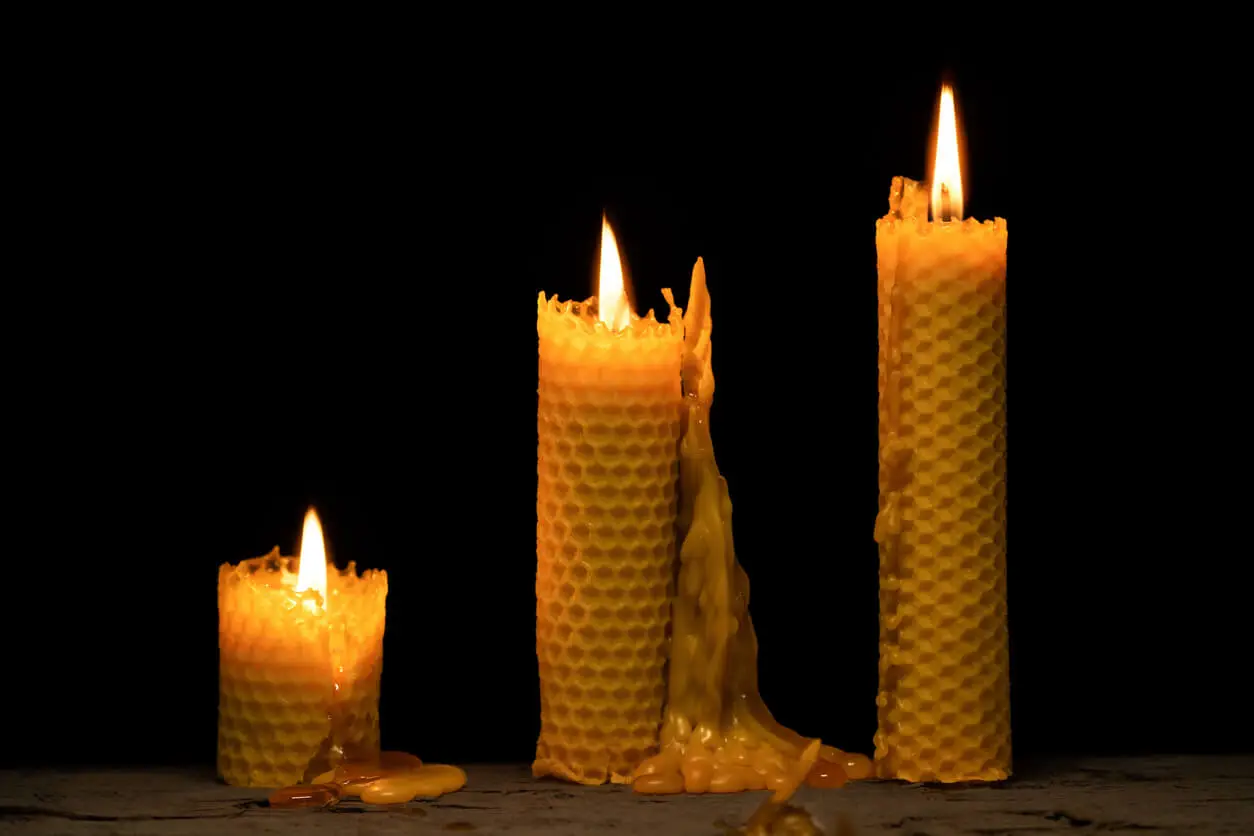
[930,85,964,222]
[295,507,329,611]
[598,214,632,331]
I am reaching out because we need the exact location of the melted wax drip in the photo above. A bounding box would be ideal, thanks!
[631,260,872,800]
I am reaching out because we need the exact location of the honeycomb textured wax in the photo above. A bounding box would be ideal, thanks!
[218,549,387,787]
[873,176,1011,783]
[630,261,868,797]
[534,292,684,785]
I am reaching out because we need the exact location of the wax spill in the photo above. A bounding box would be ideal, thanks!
[633,262,870,799]
[835,752,874,781]
[359,765,468,804]
[379,751,425,771]
[358,779,420,805]
[270,751,465,810]
[633,771,685,794]
[331,760,386,786]
[804,761,848,789]
[267,783,342,809]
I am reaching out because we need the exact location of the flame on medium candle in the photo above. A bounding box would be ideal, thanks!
[598,214,632,331]
[295,507,329,610]
[930,85,965,222]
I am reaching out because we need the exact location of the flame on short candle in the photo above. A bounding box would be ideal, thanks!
[930,85,964,222]
[295,507,328,611]
[598,214,632,331]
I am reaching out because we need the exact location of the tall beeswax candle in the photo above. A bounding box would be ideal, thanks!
[534,217,684,785]
[873,85,1010,783]
[218,509,387,787]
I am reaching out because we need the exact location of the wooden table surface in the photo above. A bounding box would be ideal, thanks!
[1,757,1250,834]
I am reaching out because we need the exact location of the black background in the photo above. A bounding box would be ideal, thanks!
[5,40,1241,769]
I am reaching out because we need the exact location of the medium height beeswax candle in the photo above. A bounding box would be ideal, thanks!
[218,508,387,787]
[534,217,684,785]
[873,85,1011,783]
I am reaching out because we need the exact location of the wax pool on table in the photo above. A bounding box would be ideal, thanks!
[873,85,1011,784]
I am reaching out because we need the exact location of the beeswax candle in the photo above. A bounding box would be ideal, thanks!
[534,217,684,785]
[218,508,387,787]
[630,259,872,796]
[873,85,1010,783]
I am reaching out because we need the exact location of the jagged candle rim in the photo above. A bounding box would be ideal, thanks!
[880,174,1007,233]
[537,291,683,338]
[875,215,1008,234]
[219,549,388,591]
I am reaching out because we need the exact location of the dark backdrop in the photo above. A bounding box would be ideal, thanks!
[6,48,1239,769]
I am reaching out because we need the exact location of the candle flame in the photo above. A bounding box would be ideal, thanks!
[295,507,328,610]
[598,214,631,331]
[930,84,964,222]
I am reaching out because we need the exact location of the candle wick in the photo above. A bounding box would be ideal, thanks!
[939,183,952,223]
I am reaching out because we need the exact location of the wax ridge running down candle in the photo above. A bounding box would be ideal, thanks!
[630,259,873,796]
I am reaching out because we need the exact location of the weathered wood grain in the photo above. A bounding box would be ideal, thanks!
[0,757,1250,834]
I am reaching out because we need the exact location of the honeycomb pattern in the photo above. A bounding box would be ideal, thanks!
[218,550,387,787]
[534,292,684,785]
[873,177,1011,783]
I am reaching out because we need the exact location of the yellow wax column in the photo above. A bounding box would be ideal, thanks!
[628,259,854,798]
[873,90,1010,784]
[534,217,684,785]
[218,510,387,787]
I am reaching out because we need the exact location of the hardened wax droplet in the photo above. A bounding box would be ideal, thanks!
[267,783,341,809]
[804,761,848,789]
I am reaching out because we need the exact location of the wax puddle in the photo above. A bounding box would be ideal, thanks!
[268,752,466,811]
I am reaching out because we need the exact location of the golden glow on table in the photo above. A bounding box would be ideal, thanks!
[217,509,387,787]
[630,260,871,797]
[534,218,684,785]
[873,84,1010,784]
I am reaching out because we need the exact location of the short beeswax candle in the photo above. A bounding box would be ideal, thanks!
[534,216,684,785]
[218,508,388,787]
[873,85,1010,783]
